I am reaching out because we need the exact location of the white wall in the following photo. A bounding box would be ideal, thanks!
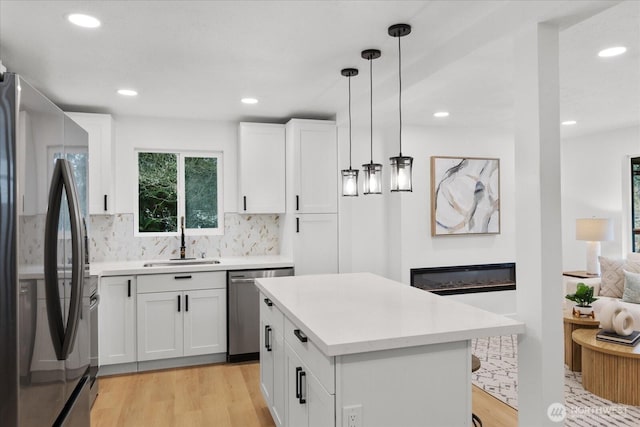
[338,122,517,314]
[337,124,388,277]
[561,125,640,269]
[112,116,238,214]
[385,125,516,282]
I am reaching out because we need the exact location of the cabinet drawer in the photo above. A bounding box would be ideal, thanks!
[137,271,225,293]
[261,293,284,332]
[284,317,334,394]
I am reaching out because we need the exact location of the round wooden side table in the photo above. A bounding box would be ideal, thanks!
[572,328,640,405]
[563,311,600,371]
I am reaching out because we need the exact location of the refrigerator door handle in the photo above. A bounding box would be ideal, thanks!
[44,158,84,361]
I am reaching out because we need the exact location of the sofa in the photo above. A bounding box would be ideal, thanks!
[565,253,640,328]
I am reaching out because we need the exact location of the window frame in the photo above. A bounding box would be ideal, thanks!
[134,149,224,237]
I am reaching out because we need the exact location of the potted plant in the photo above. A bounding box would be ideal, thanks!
[566,282,598,317]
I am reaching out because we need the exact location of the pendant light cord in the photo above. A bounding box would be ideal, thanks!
[398,35,403,157]
[369,57,373,164]
[348,74,353,169]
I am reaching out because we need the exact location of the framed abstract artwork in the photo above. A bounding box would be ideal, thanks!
[430,156,500,236]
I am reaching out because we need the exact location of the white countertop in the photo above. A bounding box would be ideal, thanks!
[91,255,294,276]
[256,272,525,356]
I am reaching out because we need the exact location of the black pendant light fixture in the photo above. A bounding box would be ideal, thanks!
[388,23,413,192]
[361,49,383,195]
[341,67,359,197]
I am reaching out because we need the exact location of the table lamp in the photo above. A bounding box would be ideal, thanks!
[576,218,614,275]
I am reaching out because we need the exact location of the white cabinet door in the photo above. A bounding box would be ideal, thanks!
[307,370,334,427]
[137,291,183,361]
[284,342,333,427]
[238,122,286,213]
[260,294,286,427]
[183,289,226,356]
[294,214,338,275]
[99,276,136,365]
[285,343,308,427]
[272,324,286,427]
[65,112,115,214]
[260,315,275,407]
[288,120,337,214]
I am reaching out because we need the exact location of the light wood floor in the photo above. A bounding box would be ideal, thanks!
[91,362,517,427]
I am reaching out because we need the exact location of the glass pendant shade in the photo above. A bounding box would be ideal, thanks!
[390,155,413,192]
[361,49,382,196]
[342,168,359,196]
[388,24,413,193]
[362,162,383,194]
[340,67,359,197]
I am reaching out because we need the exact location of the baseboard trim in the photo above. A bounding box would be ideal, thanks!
[98,353,227,376]
[138,353,227,372]
[99,362,138,376]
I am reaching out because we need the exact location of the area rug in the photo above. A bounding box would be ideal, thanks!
[471,335,640,426]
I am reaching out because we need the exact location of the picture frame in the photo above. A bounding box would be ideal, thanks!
[430,156,500,236]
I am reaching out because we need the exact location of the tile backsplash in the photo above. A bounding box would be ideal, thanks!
[20,213,280,264]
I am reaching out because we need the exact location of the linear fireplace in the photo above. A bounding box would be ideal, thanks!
[410,263,516,295]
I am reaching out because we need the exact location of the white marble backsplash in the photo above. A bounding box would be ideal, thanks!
[20,213,280,264]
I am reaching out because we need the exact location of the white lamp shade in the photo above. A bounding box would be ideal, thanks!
[576,218,614,242]
[390,155,413,192]
[341,169,359,197]
[362,162,383,194]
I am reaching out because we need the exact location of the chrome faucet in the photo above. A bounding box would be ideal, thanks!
[180,216,186,259]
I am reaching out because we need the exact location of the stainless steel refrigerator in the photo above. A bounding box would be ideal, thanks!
[0,72,92,426]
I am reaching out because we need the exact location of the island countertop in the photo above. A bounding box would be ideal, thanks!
[256,272,525,356]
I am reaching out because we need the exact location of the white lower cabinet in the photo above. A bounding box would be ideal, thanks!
[260,292,335,427]
[260,297,286,426]
[137,291,183,360]
[285,343,334,427]
[137,272,227,362]
[183,288,226,356]
[99,276,136,365]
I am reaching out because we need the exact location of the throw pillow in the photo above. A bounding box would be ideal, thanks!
[628,252,640,263]
[622,270,640,304]
[599,257,626,298]
[624,259,640,275]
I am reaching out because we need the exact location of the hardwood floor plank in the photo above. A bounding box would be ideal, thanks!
[472,384,518,427]
[92,363,512,427]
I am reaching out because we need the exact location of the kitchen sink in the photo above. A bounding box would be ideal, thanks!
[143,259,221,267]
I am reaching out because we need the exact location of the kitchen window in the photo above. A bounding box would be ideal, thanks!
[135,150,223,236]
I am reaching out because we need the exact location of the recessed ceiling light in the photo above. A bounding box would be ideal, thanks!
[67,13,101,28]
[598,46,627,58]
[241,98,258,105]
[117,89,138,97]
[433,111,450,118]
[562,120,577,126]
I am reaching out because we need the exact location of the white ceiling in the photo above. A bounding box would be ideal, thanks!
[0,0,637,138]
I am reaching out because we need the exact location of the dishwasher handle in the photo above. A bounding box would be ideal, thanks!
[229,277,256,284]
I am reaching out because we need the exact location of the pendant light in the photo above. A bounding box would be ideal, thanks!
[341,67,359,197]
[388,23,413,192]
[361,49,383,195]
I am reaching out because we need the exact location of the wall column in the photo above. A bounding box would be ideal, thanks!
[514,23,565,426]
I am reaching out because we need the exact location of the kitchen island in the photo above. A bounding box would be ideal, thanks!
[256,272,524,427]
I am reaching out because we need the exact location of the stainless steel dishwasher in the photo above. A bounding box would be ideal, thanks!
[227,267,294,362]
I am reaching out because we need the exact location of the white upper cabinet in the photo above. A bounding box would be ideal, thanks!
[238,122,286,213]
[66,112,116,214]
[286,120,337,214]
